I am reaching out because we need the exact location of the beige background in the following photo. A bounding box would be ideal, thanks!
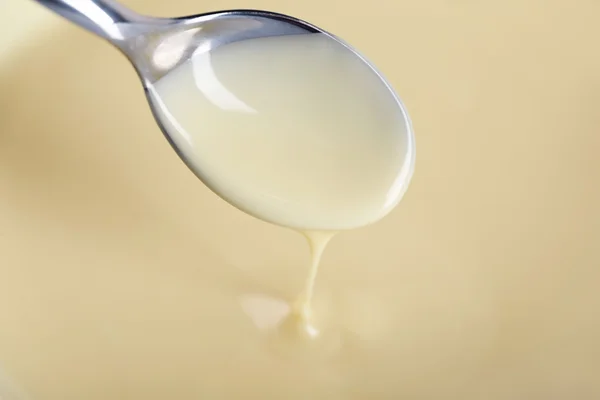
[1,0,599,399]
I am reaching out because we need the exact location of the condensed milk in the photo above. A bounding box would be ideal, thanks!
[149,32,414,333]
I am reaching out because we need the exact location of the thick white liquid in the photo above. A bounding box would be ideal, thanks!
[149,33,414,328]
[149,33,414,232]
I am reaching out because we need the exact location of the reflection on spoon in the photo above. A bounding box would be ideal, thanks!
[152,28,201,70]
[191,50,257,114]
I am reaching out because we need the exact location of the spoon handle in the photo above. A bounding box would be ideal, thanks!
[31,0,148,42]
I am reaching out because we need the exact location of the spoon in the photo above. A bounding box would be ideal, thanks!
[32,0,415,230]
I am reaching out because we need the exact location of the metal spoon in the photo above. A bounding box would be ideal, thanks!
[32,1,339,81]
[31,0,415,228]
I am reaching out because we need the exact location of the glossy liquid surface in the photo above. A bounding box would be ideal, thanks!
[150,33,413,231]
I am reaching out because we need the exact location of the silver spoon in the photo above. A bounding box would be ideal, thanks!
[31,0,415,228]
[31,1,334,84]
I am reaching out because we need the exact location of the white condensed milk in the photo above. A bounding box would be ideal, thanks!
[149,32,414,332]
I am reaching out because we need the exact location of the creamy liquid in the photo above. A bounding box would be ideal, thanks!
[149,33,413,231]
[149,33,413,328]
[294,231,335,321]
[1,0,600,399]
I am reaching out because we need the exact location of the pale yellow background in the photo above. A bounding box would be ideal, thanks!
[1,0,599,399]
